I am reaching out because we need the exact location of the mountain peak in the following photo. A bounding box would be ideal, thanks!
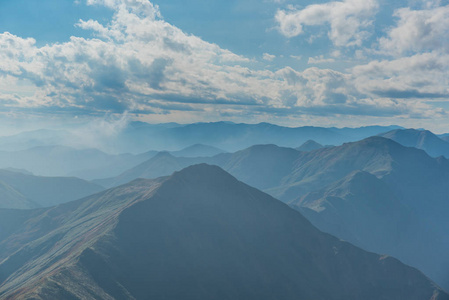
[297,140,324,152]
[378,128,449,158]
[167,163,236,185]
[153,151,176,159]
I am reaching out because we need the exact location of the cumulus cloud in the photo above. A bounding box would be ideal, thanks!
[275,0,378,47]
[352,52,449,101]
[379,5,449,55]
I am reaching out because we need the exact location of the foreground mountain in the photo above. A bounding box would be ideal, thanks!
[0,169,104,207]
[379,129,449,158]
[0,165,446,300]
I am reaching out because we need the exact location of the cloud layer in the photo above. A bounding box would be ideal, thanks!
[0,0,448,130]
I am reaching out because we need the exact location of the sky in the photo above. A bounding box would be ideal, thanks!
[0,0,449,133]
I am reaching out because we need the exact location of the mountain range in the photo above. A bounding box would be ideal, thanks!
[0,122,403,154]
[0,144,225,179]
[93,136,449,290]
[0,165,446,300]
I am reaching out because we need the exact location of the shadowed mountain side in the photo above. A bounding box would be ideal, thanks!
[0,169,104,207]
[379,129,449,158]
[0,165,446,300]
[290,170,449,287]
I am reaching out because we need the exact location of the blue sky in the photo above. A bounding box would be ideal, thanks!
[0,0,449,133]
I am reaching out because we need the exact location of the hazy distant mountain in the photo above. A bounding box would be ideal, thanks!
[214,144,302,190]
[94,152,206,188]
[440,135,449,142]
[0,122,402,153]
[330,125,403,141]
[0,169,104,207]
[0,145,150,179]
[296,140,325,151]
[379,129,449,158]
[170,144,225,157]
[2,168,33,175]
[0,129,70,151]
[97,144,302,190]
[0,180,38,209]
[0,165,445,300]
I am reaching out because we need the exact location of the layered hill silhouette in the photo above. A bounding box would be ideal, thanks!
[379,129,449,158]
[0,122,402,154]
[0,169,104,208]
[96,137,449,289]
[0,165,446,300]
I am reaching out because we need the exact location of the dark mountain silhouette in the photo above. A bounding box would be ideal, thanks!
[0,169,104,207]
[296,139,325,151]
[0,165,446,300]
[379,129,449,158]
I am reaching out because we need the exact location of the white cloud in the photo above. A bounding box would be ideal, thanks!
[308,55,335,64]
[379,5,449,55]
[275,0,378,47]
[263,53,276,61]
[352,52,449,99]
[290,55,302,61]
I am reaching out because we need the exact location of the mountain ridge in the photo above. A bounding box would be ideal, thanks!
[0,164,446,300]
